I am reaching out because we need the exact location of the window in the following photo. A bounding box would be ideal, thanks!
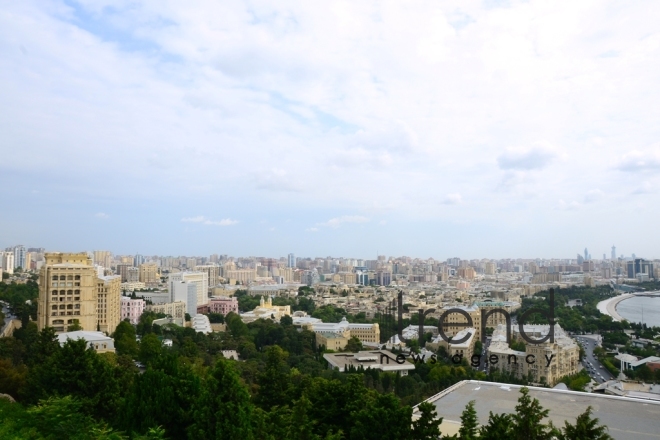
[59,275,65,280]
[53,319,64,324]
[74,290,80,294]
[60,290,65,295]
[67,290,73,295]
[67,275,73,280]
[75,275,80,280]
[51,305,57,310]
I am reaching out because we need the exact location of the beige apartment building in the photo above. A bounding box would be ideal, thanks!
[439,305,482,341]
[139,263,159,284]
[487,324,579,386]
[96,275,121,334]
[225,268,256,285]
[146,301,186,320]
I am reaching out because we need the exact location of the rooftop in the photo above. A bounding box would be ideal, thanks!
[413,380,660,440]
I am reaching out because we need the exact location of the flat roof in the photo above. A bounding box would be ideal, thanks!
[414,380,660,440]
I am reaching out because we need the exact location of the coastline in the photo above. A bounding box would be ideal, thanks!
[597,294,634,322]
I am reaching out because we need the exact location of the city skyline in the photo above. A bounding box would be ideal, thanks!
[2,1,660,258]
[2,243,654,262]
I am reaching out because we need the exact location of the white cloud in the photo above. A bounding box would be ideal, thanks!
[497,142,561,171]
[615,150,660,172]
[306,227,319,232]
[317,215,370,229]
[583,190,603,204]
[557,200,581,211]
[441,193,462,205]
[95,212,109,219]
[181,216,238,226]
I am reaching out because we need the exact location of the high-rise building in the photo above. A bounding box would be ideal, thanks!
[126,267,140,283]
[37,253,100,333]
[611,246,616,260]
[484,262,496,275]
[627,259,654,279]
[11,245,26,269]
[287,253,295,268]
[93,251,112,269]
[139,263,159,284]
[169,271,208,307]
[96,275,121,334]
[1,252,15,275]
[134,254,145,266]
[584,248,588,261]
[115,264,132,282]
[195,264,219,287]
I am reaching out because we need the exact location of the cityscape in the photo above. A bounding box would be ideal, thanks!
[3,0,660,439]
[1,245,659,438]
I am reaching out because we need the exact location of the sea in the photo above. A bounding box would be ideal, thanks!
[616,296,660,328]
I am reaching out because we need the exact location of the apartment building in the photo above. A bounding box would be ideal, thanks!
[96,275,121,334]
[487,323,579,386]
[139,263,159,284]
[208,297,239,315]
[120,296,146,325]
[37,253,100,333]
[146,301,186,319]
[169,271,209,306]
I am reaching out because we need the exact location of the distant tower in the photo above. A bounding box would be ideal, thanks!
[584,248,589,261]
[632,253,636,260]
[287,253,295,268]
[611,245,616,260]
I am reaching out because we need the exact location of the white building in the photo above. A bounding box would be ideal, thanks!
[192,314,212,334]
[169,271,208,306]
[57,331,115,353]
[171,280,198,317]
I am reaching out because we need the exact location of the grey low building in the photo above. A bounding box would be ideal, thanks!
[412,380,660,439]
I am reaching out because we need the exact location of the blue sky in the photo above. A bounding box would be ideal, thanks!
[1,0,659,259]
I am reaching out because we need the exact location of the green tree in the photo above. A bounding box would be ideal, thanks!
[256,345,291,409]
[344,336,363,353]
[350,392,413,440]
[511,387,556,440]
[412,401,443,440]
[24,339,121,421]
[68,319,83,331]
[559,406,613,440]
[138,333,162,366]
[479,412,513,440]
[114,321,139,357]
[188,357,254,439]
[457,400,478,440]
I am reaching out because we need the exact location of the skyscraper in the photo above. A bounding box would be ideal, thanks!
[12,245,26,269]
[584,248,588,261]
[611,245,616,260]
[287,253,295,268]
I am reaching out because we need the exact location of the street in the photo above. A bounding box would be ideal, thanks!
[576,334,616,384]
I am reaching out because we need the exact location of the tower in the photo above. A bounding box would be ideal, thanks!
[584,248,588,261]
[611,245,616,260]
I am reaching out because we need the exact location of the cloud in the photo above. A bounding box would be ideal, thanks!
[181,216,238,226]
[497,143,560,171]
[631,182,654,195]
[255,169,303,192]
[95,212,109,219]
[583,190,603,204]
[317,215,369,229]
[557,200,581,211]
[305,227,319,232]
[441,193,462,205]
[615,150,660,172]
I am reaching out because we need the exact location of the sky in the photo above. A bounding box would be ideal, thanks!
[1,0,659,260]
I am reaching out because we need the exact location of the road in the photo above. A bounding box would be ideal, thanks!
[1,300,17,335]
[576,334,616,384]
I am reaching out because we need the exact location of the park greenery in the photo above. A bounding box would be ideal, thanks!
[0,280,624,439]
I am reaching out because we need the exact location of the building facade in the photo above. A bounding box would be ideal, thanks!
[120,296,146,325]
[38,253,100,333]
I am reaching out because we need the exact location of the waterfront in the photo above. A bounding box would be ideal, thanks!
[616,296,660,328]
